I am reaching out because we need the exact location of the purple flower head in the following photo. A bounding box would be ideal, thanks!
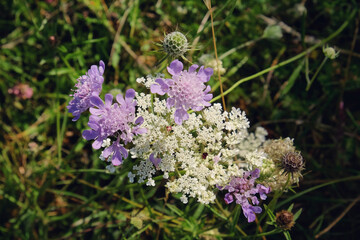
[67,60,105,121]
[82,89,147,165]
[150,59,213,125]
[218,169,271,223]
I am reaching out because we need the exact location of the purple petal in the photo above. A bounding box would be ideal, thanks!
[105,94,113,107]
[167,98,175,109]
[204,67,214,77]
[133,127,147,135]
[90,95,104,108]
[119,145,128,159]
[89,107,103,115]
[251,168,260,179]
[111,150,123,166]
[174,108,189,125]
[167,59,183,76]
[189,64,199,73]
[155,78,170,92]
[87,121,99,131]
[135,116,144,125]
[71,115,80,122]
[203,93,213,101]
[125,89,136,100]
[82,130,97,140]
[149,153,161,168]
[192,105,203,111]
[116,93,125,105]
[166,79,175,86]
[103,145,114,158]
[250,206,262,214]
[242,207,256,223]
[92,139,103,149]
[224,193,234,204]
[150,84,165,95]
[99,60,105,75]
[197,66,213,82]
[204,85,211,94]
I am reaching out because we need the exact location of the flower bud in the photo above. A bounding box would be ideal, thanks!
[163,31,189,58]
[276,210,295,230]
[281,151,304,174]
[323,46,339,60]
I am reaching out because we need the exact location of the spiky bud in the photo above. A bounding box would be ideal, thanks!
[163,31,188,58]
[276,210,295,230]
[281,151,304,174]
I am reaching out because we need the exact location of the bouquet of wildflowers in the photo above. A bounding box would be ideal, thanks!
[67,30,304,235]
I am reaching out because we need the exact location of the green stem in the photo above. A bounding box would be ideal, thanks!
[242,229,281,238]
[306,56,328,91]
[211,9,357,103]
[277,175,360,209]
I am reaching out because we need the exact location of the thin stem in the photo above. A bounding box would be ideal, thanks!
[207,1,227,111]
[242,229,281,238]
[211,9,357,103]
[306,57,328,91]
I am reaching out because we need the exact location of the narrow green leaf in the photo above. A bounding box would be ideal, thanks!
[231,205,241,232]
[193,203,205,220]
[166,204,184,217]
[283,231,292,240]
[280,60,304,96]
[293,208,303,222]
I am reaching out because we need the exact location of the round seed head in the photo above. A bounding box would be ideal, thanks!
[163,31,188,58]
[276,210,295,230]
[281,151,304,174]
[323,46,339,60]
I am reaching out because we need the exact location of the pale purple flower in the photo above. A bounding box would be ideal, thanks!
[218,169,271,223]
[67,60,105,121]
[150,59,213,125]
[82,89,147,166]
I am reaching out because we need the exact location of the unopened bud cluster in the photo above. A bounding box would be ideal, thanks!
[162,31,189,58]
[323,46,339,60]
[276,210,295,230]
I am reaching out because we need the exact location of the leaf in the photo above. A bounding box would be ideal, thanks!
[231,205,241,232]
[166,204,184,216]
[280,60,305,97]
[283,231,292,240]
[193,203,205,220]
[287,204,294,212]
[293,208,303,221]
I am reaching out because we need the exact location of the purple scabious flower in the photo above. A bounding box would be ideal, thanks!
[150,59,213,125]
[67,60,105,121]
[82,89,147,166]
[218,169,271,223]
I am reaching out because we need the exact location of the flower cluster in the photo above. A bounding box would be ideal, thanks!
[67,61,146,171]
[68,58,304,223]
[82,89,146,167]
[8,83,33,99]
[67,60,105,121]
[150,59,213,124]
[217,169,270,222]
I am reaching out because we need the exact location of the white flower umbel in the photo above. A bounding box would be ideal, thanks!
[136,74,165,89]
[130,93,257,204]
